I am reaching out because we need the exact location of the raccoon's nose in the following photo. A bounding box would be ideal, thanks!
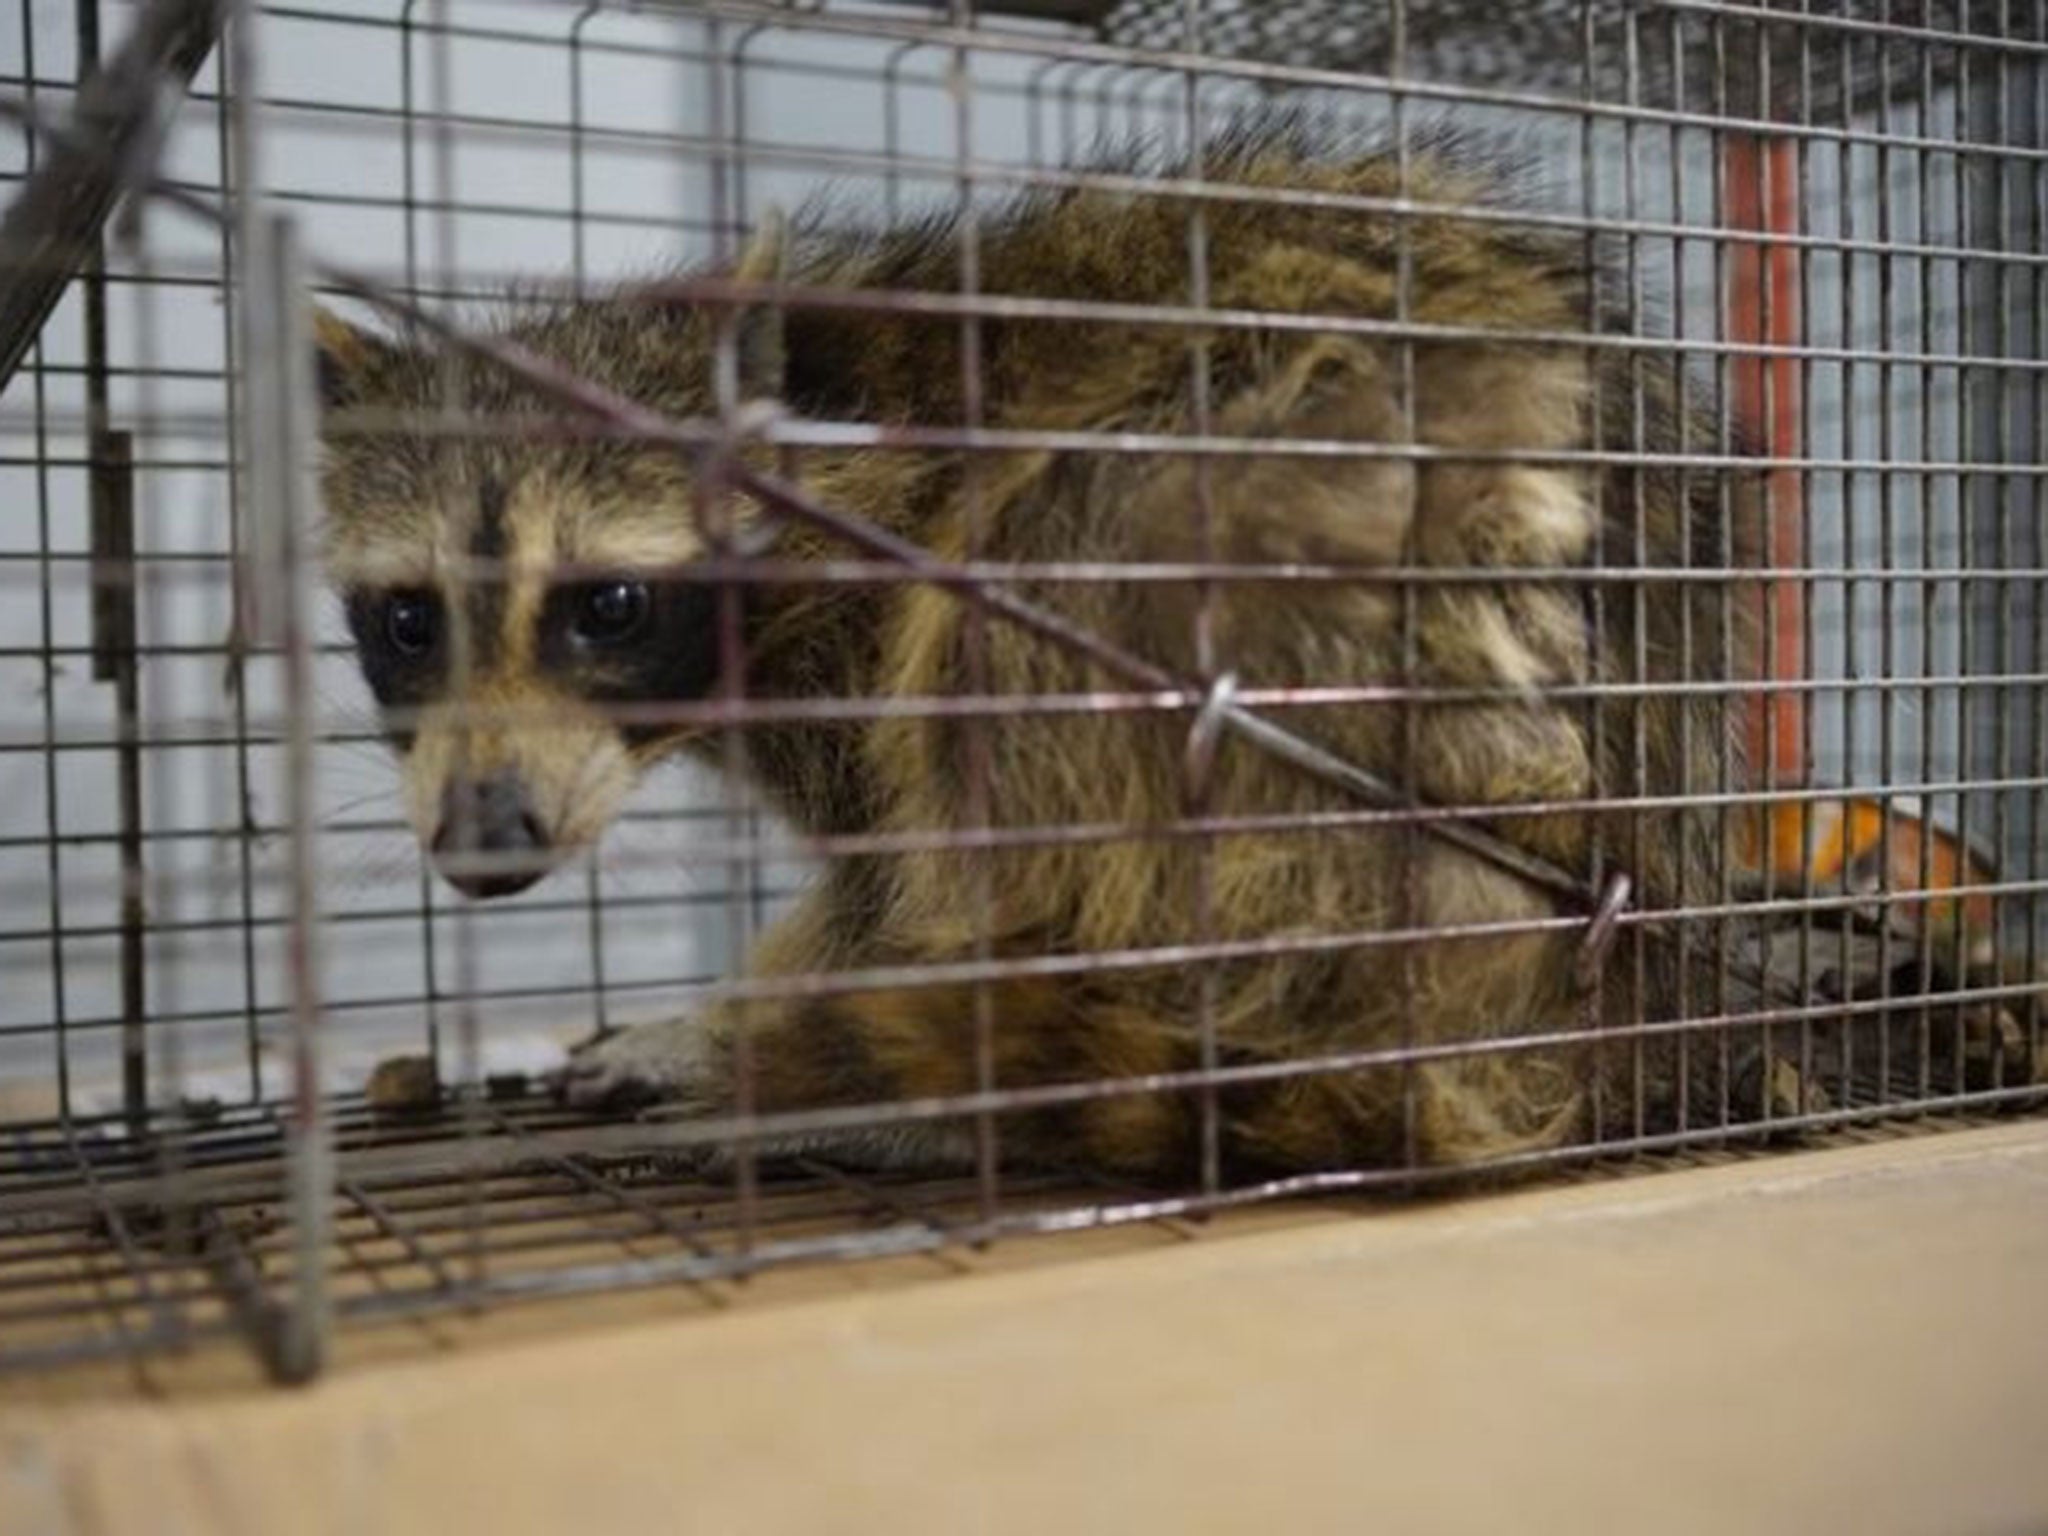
[432,772,551,900]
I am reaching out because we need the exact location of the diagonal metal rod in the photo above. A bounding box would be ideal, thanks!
[0,0,227,390]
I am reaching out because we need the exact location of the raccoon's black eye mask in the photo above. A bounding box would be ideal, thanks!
[563,580,652,648]
[342,577,728,749]
[536,577,724,745]
[343,587,442,749]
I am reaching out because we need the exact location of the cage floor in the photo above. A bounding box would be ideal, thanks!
[3,1070,2043,1386]
[4,1085,1333,1382]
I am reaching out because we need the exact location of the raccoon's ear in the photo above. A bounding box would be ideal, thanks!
[312,308,391,408]
[732,206,788,404]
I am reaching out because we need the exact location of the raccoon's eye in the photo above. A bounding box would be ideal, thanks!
[570,580,651,647]
[384,589,441,658]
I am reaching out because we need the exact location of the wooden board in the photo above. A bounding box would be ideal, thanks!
[5,1121,2048,1535]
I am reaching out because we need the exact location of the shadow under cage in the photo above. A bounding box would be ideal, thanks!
[0,0,2043,1382]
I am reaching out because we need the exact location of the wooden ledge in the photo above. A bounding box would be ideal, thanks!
[6,1120,2048,1535]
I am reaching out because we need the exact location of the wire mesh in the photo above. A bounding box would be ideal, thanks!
[1,0,2045,1382]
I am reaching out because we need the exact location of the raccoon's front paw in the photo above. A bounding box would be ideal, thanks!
[552,1019,723,1116]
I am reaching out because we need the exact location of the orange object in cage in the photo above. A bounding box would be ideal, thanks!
[1732,796,1998,960]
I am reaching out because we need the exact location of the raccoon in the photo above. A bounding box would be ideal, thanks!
[316,119,1749,1180]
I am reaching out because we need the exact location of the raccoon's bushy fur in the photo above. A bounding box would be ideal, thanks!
[319,116,1751,1179]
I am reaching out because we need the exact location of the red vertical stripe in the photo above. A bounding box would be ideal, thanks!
[1723,133,1807,785]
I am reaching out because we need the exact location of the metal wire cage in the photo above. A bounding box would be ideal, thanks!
[1,0,2044,1383]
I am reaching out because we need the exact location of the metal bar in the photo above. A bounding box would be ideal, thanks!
[16,0,77,1129]
[0,0,225,389]
[86,432,150,1137]
[35,551,2048,588]
[62,1118,183,1369]
[791,1158,971,1270]
[1180,0,1222,1194]
[1791,0,1818,1119]
[1574,0,1608,1145]
[393,0,447,1090]
[1624,0,1652,1141]
[697,12,764,1264]
[247,212,331,1384]
[2027,0,2047,1087]
[1985,0,2019,1097]
[946,0,1004,1235]
[188,1203,288,1368]
[342,1178,456,1294]
[215,0,263,1105]
[480,1103,721,1268]
[566,2,614,1050]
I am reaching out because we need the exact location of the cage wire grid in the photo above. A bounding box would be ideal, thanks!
[0,0,2045,1381]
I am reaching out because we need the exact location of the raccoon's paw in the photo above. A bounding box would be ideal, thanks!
[548,1020,977,1177]
[551,1019,723,1117]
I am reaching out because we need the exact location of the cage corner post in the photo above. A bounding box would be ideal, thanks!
[214,0,332,1382]
[243,207,334,1383]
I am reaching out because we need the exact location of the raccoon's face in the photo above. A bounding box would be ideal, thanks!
[317,315,731,901]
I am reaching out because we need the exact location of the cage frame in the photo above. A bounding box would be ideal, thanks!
[0,0,2044,1385]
